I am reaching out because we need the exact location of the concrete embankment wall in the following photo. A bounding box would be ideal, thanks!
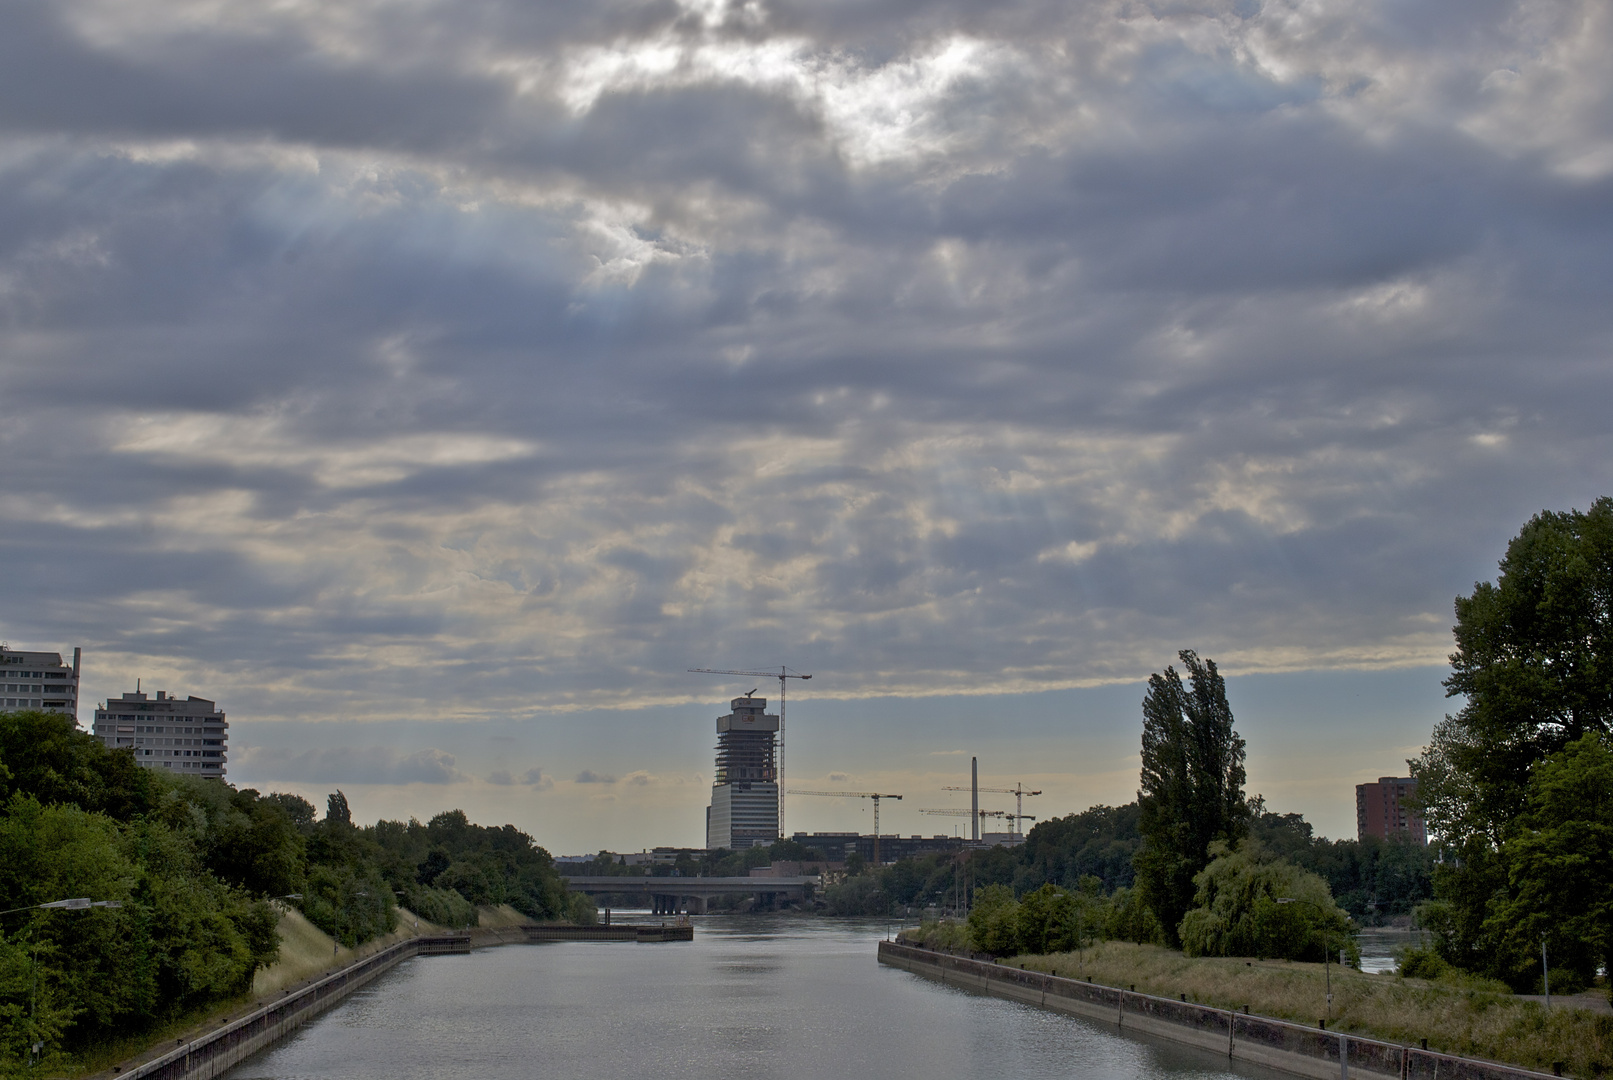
[879,941,1558,1080]
[123,934,469,1080]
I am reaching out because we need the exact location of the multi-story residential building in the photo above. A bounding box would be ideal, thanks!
[93,690,228,779]
[1355,776,1427,845]
[0,645,81,720]
[706,694,780,850]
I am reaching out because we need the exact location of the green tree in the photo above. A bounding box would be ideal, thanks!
[1018,804,1143,893]
[1176,840,1354,961]
[1134,651,1251,946]
[1482,734,1613,992]
[0,710,156,819]
[1418,498,1613,845]
[1412,498,1613,979]
[967,884,1020,955]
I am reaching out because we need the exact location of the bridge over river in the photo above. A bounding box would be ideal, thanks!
[559,875,815,914]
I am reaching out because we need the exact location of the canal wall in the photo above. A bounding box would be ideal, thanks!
[879,941,1561,1080]
[119,934,470,1080]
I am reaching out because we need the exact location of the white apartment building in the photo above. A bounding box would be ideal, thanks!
[0,645,81,720]
[93,690,228,779]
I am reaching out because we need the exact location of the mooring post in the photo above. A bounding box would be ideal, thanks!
[1340,1033,1349,1080]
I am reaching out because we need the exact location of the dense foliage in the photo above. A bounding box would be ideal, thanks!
[1135,651,1253,947]
[822,800,1425,932]
[1413,498,1613,991]
[0,709,583,1075]
[0,713,279,1075]
[1249,812,1434,920]
[1176,840,1356,962]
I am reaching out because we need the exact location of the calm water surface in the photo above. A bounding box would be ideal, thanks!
[227,915,1296,1080]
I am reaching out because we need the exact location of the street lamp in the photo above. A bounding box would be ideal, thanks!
[0,898,124,1066]
[0,898,124,915]
[1277,897,1334,1020]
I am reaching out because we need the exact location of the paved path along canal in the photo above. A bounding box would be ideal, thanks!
[224,914,1295,1080]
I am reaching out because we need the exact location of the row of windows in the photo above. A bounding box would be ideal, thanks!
[95,723,224,735]
[139,760,223,772]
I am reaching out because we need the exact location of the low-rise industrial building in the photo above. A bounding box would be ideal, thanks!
[790,832,966,864]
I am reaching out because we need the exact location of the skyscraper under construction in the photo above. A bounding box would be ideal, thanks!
[705,694,780,850]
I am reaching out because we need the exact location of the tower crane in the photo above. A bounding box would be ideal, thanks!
[691,666,812,837]
[787,790,901,865]
[943,782,1042,836]
[919,807,1011,837]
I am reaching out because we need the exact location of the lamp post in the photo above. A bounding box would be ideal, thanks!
[1277,897,1333,1020]
[1542,936,1551,1010]
[0,899,125,1067]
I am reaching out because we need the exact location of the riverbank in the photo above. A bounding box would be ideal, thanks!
[73,903,529,1079]
[882,940,1574,1080]
[1003,941,1611,1078]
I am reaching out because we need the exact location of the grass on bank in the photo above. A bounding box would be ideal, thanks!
[67,904,461,1079]
[982,939,1612,1078]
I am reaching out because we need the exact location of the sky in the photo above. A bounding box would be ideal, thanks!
[2,0,1609,854]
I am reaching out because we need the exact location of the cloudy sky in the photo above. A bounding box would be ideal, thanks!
[3,0,1609,853]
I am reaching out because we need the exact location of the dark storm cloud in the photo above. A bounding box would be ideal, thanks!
[1,0,1610,722]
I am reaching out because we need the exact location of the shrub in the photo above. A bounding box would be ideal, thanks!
[1176,840,1355,962]
[1397,945,1449,980]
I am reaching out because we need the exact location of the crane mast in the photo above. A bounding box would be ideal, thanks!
[691,666,811,838]
[918,807,1013,832]
[942,782,1042,835]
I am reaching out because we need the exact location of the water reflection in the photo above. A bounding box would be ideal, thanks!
[1357,927,1426,974]
[227,915,1302,1080]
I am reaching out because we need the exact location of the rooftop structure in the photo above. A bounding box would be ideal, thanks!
[0,645,81,721]
[706,694,779,850]
[1355,776,1426,846]
[93,690,228,780]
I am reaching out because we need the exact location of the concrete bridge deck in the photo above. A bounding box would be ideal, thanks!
[559,875,814,914]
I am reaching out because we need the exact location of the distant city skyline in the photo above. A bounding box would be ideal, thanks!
[37,652,1445,853]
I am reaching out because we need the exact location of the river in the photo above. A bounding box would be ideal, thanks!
[225,914,1298,1080]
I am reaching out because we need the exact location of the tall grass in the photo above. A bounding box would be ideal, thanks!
[1006,941,1613,1078]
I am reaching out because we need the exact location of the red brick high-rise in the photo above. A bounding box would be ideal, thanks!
[1355,776,1427,845]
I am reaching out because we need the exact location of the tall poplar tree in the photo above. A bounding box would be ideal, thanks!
[1134,650,1250,946]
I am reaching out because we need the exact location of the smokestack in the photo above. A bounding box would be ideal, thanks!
[971,757,979,842]
[73,647,81,679]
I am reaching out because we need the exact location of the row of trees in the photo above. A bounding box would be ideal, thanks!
[0,708,586,1074]
[886,651,1364,960]
[900,497,1612,989]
